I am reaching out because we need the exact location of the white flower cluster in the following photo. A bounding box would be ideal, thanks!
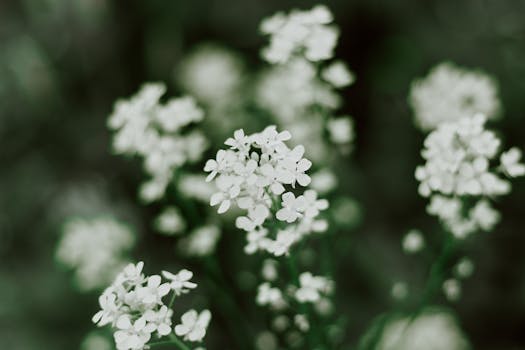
[415,114,525,238]
[204,127,329,256]
[178,224,222,257]
[409,62,501,131]
[56,217,135,291]
[260,5,338,64]
[176,43,245,105]
[108,83,207,203]
[154,206,186,236]
[377,309,470,350]
[257,6,355,162]
[256,272,334,330]
[93,262,210,350]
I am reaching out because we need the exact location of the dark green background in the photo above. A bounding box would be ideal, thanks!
[1,0,525,349]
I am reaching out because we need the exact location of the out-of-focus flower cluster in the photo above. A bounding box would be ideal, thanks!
[108,83,207,203]
[205,126,329,256]
[55,217,135,291]
[409,62,501,131]
[415,114,525,237]
[256,5,355,163]
[376,309,471,350]
[93,262,210,350]
[260,5,338,64]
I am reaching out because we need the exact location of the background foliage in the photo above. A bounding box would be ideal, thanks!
[1,0,525,349]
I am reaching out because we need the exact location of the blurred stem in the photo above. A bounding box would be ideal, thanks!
[149,334,190,350]
[418,231,457,310]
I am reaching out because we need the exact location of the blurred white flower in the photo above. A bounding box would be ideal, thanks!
[391,281,409,300]
[81,332,113,350]
[402,229,425,254]
[294,314,310,332]
[310,168,338,194]
[154,206,186,235]
[416,114,523,237]
[443,279,462,302]
[176,43,245,104]
[257,282,286,309]
[56,216,135,291]
[377,309,471,350]
[178,225,221,257]
[322,60,355,88]
[295,272,333,303]
[409,62,501,131]
[500,147,525,177]
[454,258,475,279]
[174,309,212,342]
[260,5,338,64]
[108,83,207,203]
[327,116,354,145]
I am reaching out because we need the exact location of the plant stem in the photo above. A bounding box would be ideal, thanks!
[148,335,190,350]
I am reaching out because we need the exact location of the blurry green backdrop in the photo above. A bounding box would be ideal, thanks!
[1,0,525,349]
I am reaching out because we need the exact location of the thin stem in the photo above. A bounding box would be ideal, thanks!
[148,334,190,350]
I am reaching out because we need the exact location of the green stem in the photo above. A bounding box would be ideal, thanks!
[169,334,191,350]
[148,335,190,350]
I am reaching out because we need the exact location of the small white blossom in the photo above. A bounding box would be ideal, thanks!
[56,217,135,291]
[154,207,186,235]
[257,283,286,309]
[295,272,333,303]
[327,116,354,145]
[108,83,207,203]
[409,62,501,131]
[178,225,221,257]
[174,309,212,342]
[402,229,425,254]
[500,147,525,177]
[454,258,475,279]
[260,5,338,64]
[162,269,197,296]
[322,61,355,88]
[443,279,462,302]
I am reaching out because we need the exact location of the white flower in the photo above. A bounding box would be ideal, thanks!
[500,147,525,177]
[294,314,310,332]
[310,169,338,194]
[276,192,305,223]
[114,316,153,350]
[327,117,354,145]
[56,217,135,291]
[178,225,221,257]
[135,275,171,305]
[257,283,285,309]
[108,83,206,203]
[409,62,501,131]
[260,5,338,64]
[321,60,355,88]
[402,229,425,254]
[205,126,328,256]
[295,272,333,303]
[176,43,245,104]
[154,207,186,235]
[442,279,462,302]
[143,306,173,336]
[377,309,470,350]
[162,269,197,296]
[93,262,205,349]
[454,258,475,279]
[174,309,212,342]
